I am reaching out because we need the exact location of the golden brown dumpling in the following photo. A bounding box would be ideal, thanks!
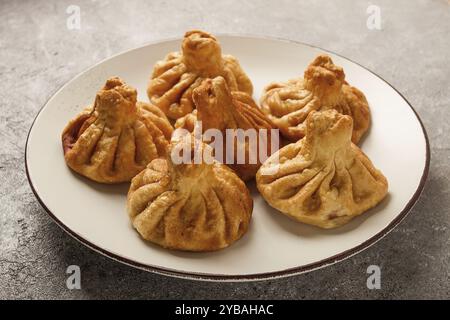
[147,30,253,120]
[175,76,276,181]
[260,55,370,144]
[62,77,173,184]
[127,135,253,251]
[256,110,387,229]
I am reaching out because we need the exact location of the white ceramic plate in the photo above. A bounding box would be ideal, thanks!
[26,35,429,281]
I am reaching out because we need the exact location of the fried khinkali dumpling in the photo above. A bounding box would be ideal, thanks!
[127,135,253,251]
[260,55,370,144]
[256,110,387,229]
[62,77,173,184]
[147,30,253,120]
[175,76,276,181]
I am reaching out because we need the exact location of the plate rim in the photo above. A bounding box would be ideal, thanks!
[24,34,431,282]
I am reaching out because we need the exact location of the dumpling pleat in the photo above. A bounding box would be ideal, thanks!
[90,130,119,179]
[162,195,193,247]
[267,169,323,200]
[133,120,158,166]
[140,106,173,140]
[179,77,204,114]
[207,187,227,241]
[133,191,178,241]
[280,97,319,124]
[114,126,140,175]
[152,54,182,78]
[138,114,170,157]
[162,72,198,101]
[149,63,188,96]
[68,122,105,166]
[128,182,170,219]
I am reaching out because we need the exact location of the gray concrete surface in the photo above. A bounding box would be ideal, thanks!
[0,0,449,299]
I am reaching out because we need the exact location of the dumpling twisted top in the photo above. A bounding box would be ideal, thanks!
[256,109,387,229]
[147,30,253,120]
[260,55,370,144]
[175,76,275,181]
[62,77,173,183]
[127,135,253,251]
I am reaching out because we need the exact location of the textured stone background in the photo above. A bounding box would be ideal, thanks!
[0,0,449,299]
